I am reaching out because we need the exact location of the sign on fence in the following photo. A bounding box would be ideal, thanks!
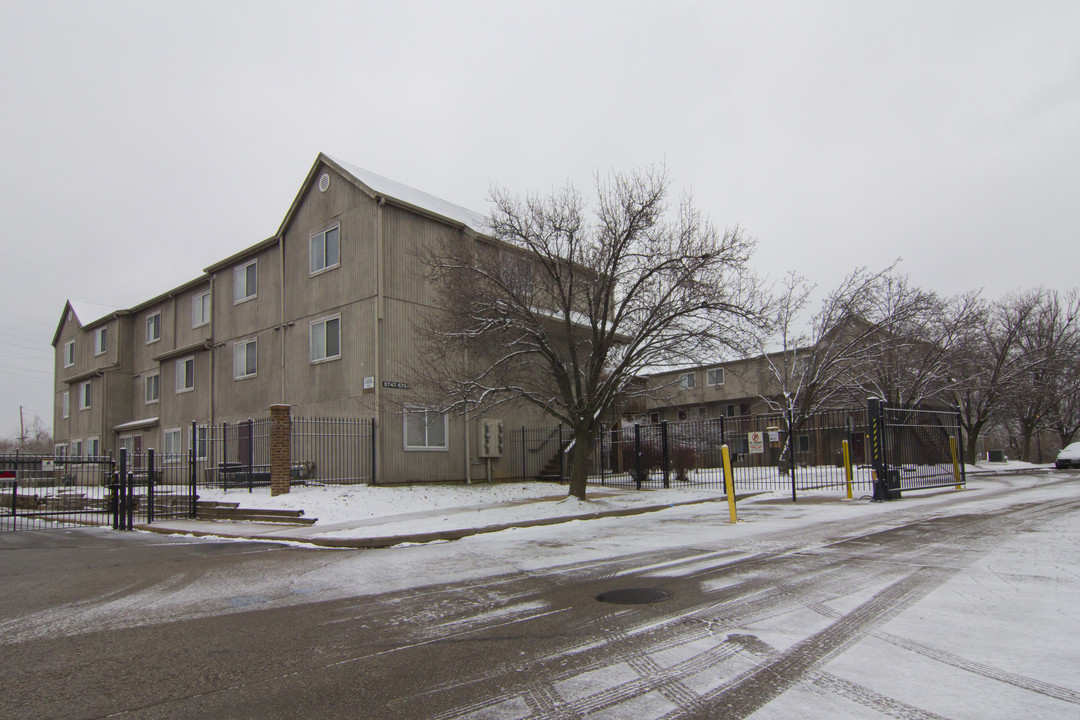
[748,431,765,454]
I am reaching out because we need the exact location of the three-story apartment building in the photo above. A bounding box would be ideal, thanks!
[52,154,551,483]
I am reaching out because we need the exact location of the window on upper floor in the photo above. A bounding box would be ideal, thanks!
[62,391,70,419]
[176,357,195,393]
[404,408,448,451]
[146,312,161,344]
[234,338,257,379]
[94,327,107,356]
[234,260,257,304]
[707,367,725,386]
[680,372,695,389]
[145,372,160,404]
[310,225,340,275]
[310,315,340,363]
[63,340,75,368]
[193,291,211,327]
[78,381,91,410]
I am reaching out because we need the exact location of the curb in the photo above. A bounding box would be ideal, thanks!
[137,494,754,549]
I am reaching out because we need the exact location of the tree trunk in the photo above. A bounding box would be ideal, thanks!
[964,421,984,465]
[567,432,595,500]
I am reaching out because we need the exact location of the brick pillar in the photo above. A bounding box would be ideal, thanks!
[270,404,291,496]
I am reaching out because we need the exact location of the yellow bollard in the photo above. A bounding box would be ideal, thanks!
[950,436,963,489]
[842,439,853,500]
[722,444,737,523]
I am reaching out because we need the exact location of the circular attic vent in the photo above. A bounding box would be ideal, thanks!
[318,173,331,192]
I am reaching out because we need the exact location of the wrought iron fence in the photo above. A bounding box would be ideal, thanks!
[291,416,375,485]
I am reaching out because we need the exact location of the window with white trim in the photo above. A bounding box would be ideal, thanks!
[680,372,695,389]
[54,443,67,458]
[234,260,257,303]
[707,367,725,386]
[63,340,75,368]
[146,312,161,344]
[87,437,100,458]
[234,338,257,379]
[404,408,448,450]
[78,380,91,410]
[118,435,134,459]
[310,315,340,363]
[192,291,211,327]
[72,439,82,457]
[62,391,69,418]
[145,372,160,404]
[309,225,340,275]
[176,356,195,393]
[94,327,107,356]
[163,428,182,458]
[195,425,209,461]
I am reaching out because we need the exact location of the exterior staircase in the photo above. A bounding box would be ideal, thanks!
[195,500,316,525]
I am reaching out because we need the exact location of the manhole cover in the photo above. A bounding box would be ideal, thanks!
[596,588,672,604]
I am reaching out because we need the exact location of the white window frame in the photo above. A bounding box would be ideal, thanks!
[163,428,183,460]
[93,326,107,356]
[310,315,341,364]
[309,224,341,275]
[195,425,209,461]
[145,371,160,404]
[62,391,70,419]
[176,356,195,393]
[192,291,211,328]
[63,340,75,368]
[146,312,161,344]
[87,436,100,459]
[71,438,82,458]
[118,435,134,460]
[54,443,67,458]
[234,260,257,304]
[696,406,708,418]
[680,372,696,390]
[234,338,257,379]
[707,367,725,386]
[78,380,91,410]
[403,407,449,451]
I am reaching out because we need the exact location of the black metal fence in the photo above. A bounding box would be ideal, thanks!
[869,399,965,497]
[510,403,961,499]
[1,450,196,532]
[291,416,375,485]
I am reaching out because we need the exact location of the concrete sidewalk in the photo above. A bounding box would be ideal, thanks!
[137,490,744,549]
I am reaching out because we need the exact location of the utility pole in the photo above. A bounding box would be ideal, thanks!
[19,406,26,450]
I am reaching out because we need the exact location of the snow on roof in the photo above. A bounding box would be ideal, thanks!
[68,300,123,327]
[328,156,489,233]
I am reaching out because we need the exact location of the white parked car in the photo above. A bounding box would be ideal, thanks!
[1055,442,1080,469]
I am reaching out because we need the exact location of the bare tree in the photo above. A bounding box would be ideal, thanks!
[1002,288,1080,461]
[0,415,52,454]
[952,291,1044,464]
[857,284,983,409]
[421,167,766,499]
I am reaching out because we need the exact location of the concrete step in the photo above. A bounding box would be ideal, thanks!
[195,505,316,525]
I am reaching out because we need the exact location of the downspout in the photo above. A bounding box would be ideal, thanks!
[208,274,216,425]
[375,197,385,483]
[279,236,287,404]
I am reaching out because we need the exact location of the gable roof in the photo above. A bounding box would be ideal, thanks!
[51,300,125,347]
[326,155,488,233]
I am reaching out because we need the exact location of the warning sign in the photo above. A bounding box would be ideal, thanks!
[748,431,765,454]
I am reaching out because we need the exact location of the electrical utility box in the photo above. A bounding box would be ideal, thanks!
[478,418,504,458]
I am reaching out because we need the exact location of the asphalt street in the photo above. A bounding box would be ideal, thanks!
[2,473,1078,719]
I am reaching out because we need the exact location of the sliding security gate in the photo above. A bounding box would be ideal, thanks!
[1,450,196,533]
[868,398,966,499]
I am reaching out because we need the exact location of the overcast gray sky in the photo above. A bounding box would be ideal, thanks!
[2,0,1077,437]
